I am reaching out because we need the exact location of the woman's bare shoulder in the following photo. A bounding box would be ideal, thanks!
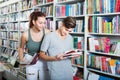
[21,30,29,41]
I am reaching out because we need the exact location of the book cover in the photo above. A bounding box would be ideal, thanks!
[20,53,38,65]
[115,61,120,75]
[101,56,107,72]
[108,59,116,74]
[30,53,39,65]
[9,56,17,66]
[63,49,82,58]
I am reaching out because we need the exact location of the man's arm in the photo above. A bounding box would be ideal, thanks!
[39,51,67,61]
[39,51,57,61]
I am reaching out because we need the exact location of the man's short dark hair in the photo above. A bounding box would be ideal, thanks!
[62,16,76,28]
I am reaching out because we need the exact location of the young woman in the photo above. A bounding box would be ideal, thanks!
[39,16,79,80]
[19,11,50,80]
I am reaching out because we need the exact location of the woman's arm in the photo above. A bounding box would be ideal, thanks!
[19,31,28,62]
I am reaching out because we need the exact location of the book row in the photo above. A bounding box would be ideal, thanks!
[88,37,120,55]
[88,15,120,34]
[0,0,54,15]
[87,0,120,14]
[0,39,19,49]
[87,54,120,76]
[56,2,84,17]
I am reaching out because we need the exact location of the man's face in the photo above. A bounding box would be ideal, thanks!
[60,26,73,36]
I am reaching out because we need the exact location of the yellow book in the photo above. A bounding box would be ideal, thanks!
[109,22,112,34]
[108,59,116,74]
[96,0,100,12]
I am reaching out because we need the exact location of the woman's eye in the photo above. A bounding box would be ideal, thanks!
[39,22,42,24]
[39,22,46,24]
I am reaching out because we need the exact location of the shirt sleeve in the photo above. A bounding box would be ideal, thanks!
[40,34,50,52]
[70,36,74,50]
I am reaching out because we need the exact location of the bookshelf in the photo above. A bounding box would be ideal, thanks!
[0,0,120,80]
[0,0,54,80]
[86,0,120,80]
[0,0,31,80]
[55,0,85,79]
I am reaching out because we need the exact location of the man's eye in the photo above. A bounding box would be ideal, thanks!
[65,29,68,31]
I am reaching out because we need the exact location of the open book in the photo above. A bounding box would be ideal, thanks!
[20,53,39,65]
[63,49,82,58]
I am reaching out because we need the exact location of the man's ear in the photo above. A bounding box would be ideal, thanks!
[60,22,64,28]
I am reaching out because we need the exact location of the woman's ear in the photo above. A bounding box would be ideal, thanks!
[32,20,35,25]
[61,22,64,26]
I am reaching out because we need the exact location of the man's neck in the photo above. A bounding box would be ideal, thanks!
[56,29,66,39]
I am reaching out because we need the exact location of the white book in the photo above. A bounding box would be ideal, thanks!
[114,42,120,55]
[63,49,82,58]
[20,54,33,65]
[88,72,99,80]
[20,53,38,65]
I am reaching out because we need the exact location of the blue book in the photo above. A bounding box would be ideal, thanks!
[115,61,120,75]
[66,4,69,16]
[77,2,81,15]
[99,76,115,80]
[102,0,104,13]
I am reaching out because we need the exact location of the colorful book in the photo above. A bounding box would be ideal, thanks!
[63,49,82,58]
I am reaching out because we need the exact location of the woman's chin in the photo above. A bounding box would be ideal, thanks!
[38,28,42,31]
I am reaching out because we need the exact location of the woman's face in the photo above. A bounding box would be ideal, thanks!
[33,17,46,31]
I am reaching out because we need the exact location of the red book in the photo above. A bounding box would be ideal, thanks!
[100,0,102,13]
[73,76,80,80]
[47,0,51,2]
[118,0,120,12]
[78,41,81,49]
[115,0,119,12]
[30,53,39,65]
[89,16,92,32]
[105,38,110,53]
[101,57,107,72]
[61,5,66,16]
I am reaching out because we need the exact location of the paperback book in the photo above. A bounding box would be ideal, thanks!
[63,49,82,58]
[20,53,39,65]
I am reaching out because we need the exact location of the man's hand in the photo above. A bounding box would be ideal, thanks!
[55,53,67,60]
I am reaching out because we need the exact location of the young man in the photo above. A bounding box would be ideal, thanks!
[39,16,79,80]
